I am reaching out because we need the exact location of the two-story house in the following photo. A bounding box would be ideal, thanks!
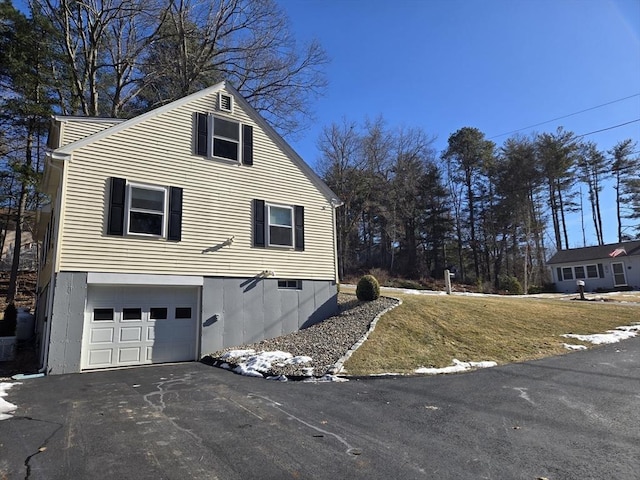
[35,81,341,375]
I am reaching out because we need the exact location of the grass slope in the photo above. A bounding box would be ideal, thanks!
[343,293,640,376]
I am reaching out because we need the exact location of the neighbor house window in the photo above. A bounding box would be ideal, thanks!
[561,267,573,280]
[574,266,585,279]
[268,204,294,247]
[586,264,598,278]
[278,280,301,289]
[127,184,167,236]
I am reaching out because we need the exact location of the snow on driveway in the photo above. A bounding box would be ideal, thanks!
[0,382,19,420]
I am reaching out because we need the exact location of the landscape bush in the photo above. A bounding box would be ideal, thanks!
[356,275,381,301]
[498,275,523,295]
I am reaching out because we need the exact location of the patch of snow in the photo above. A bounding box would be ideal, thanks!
[221,350,313,378]
[562,325,638,345]
[0,382,20,421]
[564,343,588,351]
[288,355,313,365]
[220,349,256,359]
[415,359,497,375]
[303,374,349,383]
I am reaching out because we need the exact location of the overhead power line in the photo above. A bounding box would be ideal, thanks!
[489,93,640,139]
[576,119,640,138]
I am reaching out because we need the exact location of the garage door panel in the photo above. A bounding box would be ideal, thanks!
[83,286,199,370]
[118,347,142,363]
[88,349,113,367]
[120,326,142,342]
[150,341,193,363]
[90,328,114,344]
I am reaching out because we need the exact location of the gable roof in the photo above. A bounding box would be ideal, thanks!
[547,240,640,264]
[52,81,341,205]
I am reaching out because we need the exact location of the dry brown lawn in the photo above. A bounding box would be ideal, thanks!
[342,289,640,376]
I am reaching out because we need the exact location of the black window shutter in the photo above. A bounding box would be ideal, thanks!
[107,177,126,236]
[196,113,208,156]
[294,205,304,251]
[242,124,253,165]
[556,267,562,282]
[253,199,265,247]
[597,263,604,278]
[168,187,183,241]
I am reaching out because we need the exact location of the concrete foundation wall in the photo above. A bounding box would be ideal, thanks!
[200,277,338,354]
[46,272,87,374]
[45,273,338,374]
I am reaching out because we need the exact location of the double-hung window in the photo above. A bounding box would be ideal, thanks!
[108,177,182,241]
[586,264,598,278]
[212,117,240,162]
[195,112,254,165]
[268,204,294,247]
[127,184,167,236]
[561,267,573,280]
[253,199,304,250]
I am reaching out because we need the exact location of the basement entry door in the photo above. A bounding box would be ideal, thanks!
[82,286,199,370]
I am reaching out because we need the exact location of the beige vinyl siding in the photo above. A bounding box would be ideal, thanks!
[57,88,337,281]
[59,119,123,147]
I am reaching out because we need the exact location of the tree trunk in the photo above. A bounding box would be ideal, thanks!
[615,172,623,242]
[557,182,570,249]
[549,182,562,250]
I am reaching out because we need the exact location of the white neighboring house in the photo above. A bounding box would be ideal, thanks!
[36,81,342,375]
[547,240,640,293]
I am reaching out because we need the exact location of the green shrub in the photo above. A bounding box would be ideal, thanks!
[498,275,523,295]
[356,275,380,301]
[1,303,17,336]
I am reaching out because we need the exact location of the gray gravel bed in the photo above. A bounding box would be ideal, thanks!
[202,294,399,379]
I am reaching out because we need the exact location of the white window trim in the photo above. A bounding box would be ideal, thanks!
[267,203,294,248]
[125,182,168,238]
[585,264,599,279]
[561,266,574,281]
[209,114,242,164]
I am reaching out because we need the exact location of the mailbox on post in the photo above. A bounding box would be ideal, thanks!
[576,280,585,300]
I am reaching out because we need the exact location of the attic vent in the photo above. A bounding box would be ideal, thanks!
[218,92,233,113]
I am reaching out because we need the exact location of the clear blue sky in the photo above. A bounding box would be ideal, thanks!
[280,0,640,248]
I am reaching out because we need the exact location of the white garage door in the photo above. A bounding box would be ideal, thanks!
[82,286,199,370]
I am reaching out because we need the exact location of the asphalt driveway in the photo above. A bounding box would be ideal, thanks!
[2,337,639,479]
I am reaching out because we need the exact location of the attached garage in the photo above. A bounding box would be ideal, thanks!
[82,285,199,370]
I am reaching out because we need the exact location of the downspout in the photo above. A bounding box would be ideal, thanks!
[330,198,343,285]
